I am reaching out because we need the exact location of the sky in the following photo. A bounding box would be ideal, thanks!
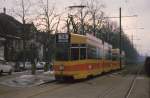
[0,0,150,56]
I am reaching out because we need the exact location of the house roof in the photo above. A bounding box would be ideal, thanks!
[0,13,23,39]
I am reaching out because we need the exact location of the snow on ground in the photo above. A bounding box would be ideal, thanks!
[0,71,55,87]
[43,71,54,75]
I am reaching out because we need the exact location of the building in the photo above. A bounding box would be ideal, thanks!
[0,12,56,62]
[0,13,40,61]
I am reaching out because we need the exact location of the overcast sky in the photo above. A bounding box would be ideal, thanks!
[0,0,149,56]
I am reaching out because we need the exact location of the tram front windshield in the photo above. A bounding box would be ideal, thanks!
[56,44,69,61]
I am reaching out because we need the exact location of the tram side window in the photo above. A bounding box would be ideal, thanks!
[112,55,119,61]
[80,48,86,59]
[105,50,112,60]
[71,48,79,60]
[87,46,97,59]
[96,48,103,59]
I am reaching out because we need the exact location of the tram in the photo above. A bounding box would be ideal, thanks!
[53,33,125,80]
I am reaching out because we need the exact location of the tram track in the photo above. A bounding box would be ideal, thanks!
[24,65,147,98]
[97,75,124,98]
[124,65,142,98]
[97,64,143,98]
[28,65,144,98]
[27,81,75,98]
[27,74,122,98]
[0,80,73,98]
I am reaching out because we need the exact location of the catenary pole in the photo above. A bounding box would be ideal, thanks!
[119,7,122,69]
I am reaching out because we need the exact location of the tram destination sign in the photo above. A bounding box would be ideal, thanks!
[56,33,70,43]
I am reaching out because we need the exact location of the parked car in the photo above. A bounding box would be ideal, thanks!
[18,62,24,70]
[25,62,32,69]
[0,62,13,75]
[19,62,32,70]
[36,62,46,70]
[6,62,15,67]
[18,62,48,70]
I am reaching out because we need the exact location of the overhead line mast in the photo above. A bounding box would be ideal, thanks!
[119,7,122,69]
[68,5,87,35]
[104,8,137,69]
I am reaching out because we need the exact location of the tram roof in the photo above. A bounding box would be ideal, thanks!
[71,33,103,48]
[71,33,87,44]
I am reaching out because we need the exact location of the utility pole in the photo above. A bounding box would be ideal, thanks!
[131,32,134,47]
[124,28,143,48]
[3,0,6,14]
[119,7,122,69]
[3,8,6,14]
[80,7,84,35]
[21,0,27,70]
[131,33,141,48]
[21,0,25,25]
[93,12,96,36]
[104,8,137,69]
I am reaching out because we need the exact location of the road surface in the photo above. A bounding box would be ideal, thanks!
[0,64,149,98]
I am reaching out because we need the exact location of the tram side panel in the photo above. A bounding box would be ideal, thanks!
[54,60,104,80]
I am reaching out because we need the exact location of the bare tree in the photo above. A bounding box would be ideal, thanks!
[86,0,105,35]
[10,0,32,56]
[12,0,38,74]
[12,0,32,49]
[65,0,105,35]
[34,0,60,34]
[12,0,31,24]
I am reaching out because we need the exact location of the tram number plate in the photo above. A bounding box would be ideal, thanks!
[56,33,70,43]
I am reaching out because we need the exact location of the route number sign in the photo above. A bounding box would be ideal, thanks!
[56,33,70,43]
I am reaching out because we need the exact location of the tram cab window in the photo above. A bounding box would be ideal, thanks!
[71,48,79,60]
[56,44,69,61]
[70,44,87,60]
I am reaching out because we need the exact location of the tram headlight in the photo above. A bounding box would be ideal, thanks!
[59,64,64,71]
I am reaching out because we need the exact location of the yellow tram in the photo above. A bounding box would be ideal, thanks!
[54,33,125,80]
